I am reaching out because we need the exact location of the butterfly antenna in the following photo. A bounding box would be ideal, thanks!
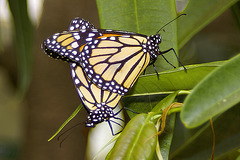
[156,13,186,34]
[57,121,85,147]
[59,133,71,148]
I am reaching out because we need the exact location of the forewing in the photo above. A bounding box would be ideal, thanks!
[42,30,102,63]
[42,17,98,63]
[78,34,151,95]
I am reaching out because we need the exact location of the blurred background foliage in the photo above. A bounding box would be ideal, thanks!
[0,0,240,159]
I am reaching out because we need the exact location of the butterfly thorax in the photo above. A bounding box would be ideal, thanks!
[85,106,114,127]
[145,34,161,63]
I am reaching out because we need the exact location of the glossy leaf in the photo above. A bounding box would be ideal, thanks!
[127,61,224,96]
[178,0,238,48]
[181,54,240,128]
[106,114,157,160]
[122,94,167,119]
[123,61,223,119]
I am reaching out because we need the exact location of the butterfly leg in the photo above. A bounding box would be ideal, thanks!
[124,107,140,114]
[152,63,159,79]
[160,48,187,72]
[108,117,125,136]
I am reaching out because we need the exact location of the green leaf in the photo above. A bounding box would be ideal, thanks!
[48,105,83,141]
[122,91,184,119]
[106,114,157,160]
[181,54,240,128]
[171,104,240,159]
[122,94,166,119]
[123,62,223,119]
[178,0,239,48]
[122,92,181,159]
[8,0,34,96]
[96,0,179,72]
[127,61,224,96]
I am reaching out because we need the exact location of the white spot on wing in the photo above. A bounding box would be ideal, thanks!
[74,35,80,40]
[71,70,76,78]
[88,33,95,37]
[69,26,74,30]
[72,63,76,67]
[72,50,77,55]
[75,79,80,84]
[110,37,116,40]
[71,42,79,48]
[86,38,92,41]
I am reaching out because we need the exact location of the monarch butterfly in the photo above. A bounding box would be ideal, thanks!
[70,62,124,135]
[42,16,185,96]
[42,16,185,134]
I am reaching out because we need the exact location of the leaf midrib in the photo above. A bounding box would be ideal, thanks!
[133,0,140,33]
